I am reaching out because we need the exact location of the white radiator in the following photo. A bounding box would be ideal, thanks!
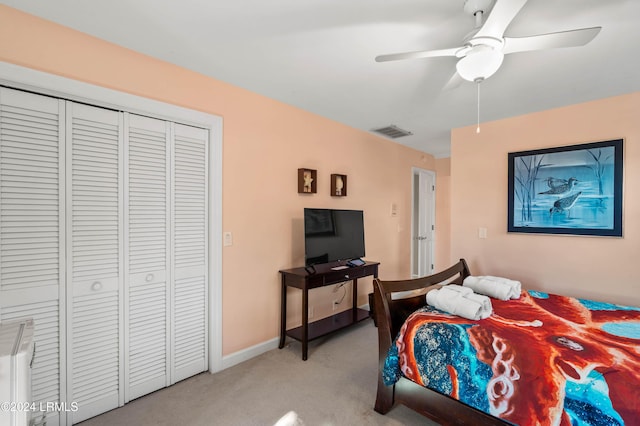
[0,319,35,426]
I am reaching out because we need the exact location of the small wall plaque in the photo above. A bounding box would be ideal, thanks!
[331,174,347,197]
[298,168,317,194]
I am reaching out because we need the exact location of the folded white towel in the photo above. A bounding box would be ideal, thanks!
[426,285,492,320]
[463,276,521,300]
[464,292,492,317]
[483,276,521,297]
[483,276,521,299]
[426,286,461,313]
[440,284,473,296]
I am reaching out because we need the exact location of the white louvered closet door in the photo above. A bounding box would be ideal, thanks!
[66,102,123,424]
[171,123,208,382]
[0,88,65,426]
[1,85,211,425]
[124,114,170,401]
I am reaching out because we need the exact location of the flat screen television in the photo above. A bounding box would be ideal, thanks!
[303,208,365,266]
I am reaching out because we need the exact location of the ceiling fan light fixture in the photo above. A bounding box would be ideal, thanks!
[456,45,504,82]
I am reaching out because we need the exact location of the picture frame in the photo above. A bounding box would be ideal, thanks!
[507,139,623,237]
[298,168,317,194]
[331,174,347,197]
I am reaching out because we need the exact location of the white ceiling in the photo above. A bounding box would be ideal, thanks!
[4,0,639,157]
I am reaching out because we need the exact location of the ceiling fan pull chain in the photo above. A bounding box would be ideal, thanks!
[476,81,481,134]
[474,9,484,28]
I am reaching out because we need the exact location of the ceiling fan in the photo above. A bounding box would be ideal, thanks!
[375,0,601,84]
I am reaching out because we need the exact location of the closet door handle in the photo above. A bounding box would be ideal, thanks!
[145,273,155,282]
[91,281,103,291]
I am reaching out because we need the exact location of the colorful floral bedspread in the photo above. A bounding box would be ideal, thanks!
[383,290,640,425]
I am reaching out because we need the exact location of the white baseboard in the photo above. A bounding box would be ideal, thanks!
[219,337,280,370]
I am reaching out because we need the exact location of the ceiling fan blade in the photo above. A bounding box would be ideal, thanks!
[475,0,528,40]
[503,27,601,54]
[442,72,463,91]
[375,47,459,63]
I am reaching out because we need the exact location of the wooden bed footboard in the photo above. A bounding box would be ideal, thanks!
[372,259,509,425]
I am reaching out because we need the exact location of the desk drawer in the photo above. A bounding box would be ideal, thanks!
[282,262,379,289]
[323,265,374,285]
[306,274,325,288]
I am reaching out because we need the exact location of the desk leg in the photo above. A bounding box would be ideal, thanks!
[279,275,286,349]
[302,287,308,361]
[352,278,358,321]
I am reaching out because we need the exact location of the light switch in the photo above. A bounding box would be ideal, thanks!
[223,231,233,246]
[390,203,398,217]
[478,227,487,239]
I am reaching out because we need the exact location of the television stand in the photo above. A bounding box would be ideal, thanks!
[279,260,380,360]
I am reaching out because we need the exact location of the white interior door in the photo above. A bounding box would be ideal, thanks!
[66,102,124,424]
[124,113,171,401]
[0,87,65,426]
[171,123,208,382]
[411,169,435,278]
[1,81,213,425]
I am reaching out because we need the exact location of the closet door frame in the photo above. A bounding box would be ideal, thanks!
[0,63,224,379]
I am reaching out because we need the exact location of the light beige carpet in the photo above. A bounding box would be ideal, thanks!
[79,320,437,425]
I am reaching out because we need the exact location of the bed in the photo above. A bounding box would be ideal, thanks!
[372,259,640,425]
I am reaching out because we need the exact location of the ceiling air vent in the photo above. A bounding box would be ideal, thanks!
[371,125,413,139]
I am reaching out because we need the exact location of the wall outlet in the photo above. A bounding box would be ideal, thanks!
[308,306,314,319]
[390,203,398,217]
[332,300,339,311]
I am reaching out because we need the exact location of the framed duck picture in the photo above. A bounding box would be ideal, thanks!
[507,139,623,237]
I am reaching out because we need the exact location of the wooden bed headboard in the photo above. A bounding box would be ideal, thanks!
[372,259,471,361]
[372,259,472,418]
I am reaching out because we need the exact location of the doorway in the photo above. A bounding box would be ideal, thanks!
[411,168,436,278]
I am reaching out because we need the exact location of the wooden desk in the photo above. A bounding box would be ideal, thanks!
[279,261,379,360]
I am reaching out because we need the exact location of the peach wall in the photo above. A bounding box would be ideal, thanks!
[451,92,640,306]
[0,6,441,355]
[435,158,452,270]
